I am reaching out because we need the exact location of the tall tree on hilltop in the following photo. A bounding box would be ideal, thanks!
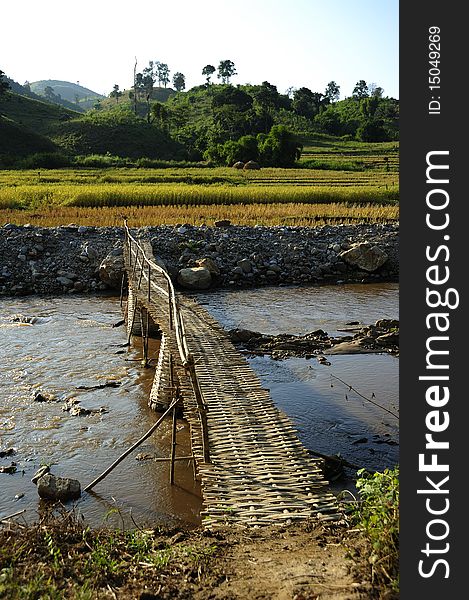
[133,57,138,115]
[0,70,10,96]
[173,72,186,92]
[217,60,237,84]
[202,64,216,85]
[142,62,156,121]
[155,62,170,88]
[352,80,369,99]
[110,84,122,104]
[368,82,384,98]
[324,81,340,103]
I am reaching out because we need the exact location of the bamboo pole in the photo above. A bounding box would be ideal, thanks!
[170,396,178,485]
[119,273,126,309]
[168,354,177,484]
[83,398,178,493]
[139,308,148,366]
[127,293,139,346]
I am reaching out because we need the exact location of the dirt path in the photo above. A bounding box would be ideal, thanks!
[194,523,371,600]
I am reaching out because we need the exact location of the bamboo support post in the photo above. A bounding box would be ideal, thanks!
[186,359,210,464]
[127,294,139,346]
[119,273,126,309]
[170,393,178,484]
[145,310,150,362]
[84,398,179,493]
[139,308,148,366]
[147,264,151,302]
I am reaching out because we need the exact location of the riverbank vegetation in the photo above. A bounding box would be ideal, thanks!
[0,465,400,599]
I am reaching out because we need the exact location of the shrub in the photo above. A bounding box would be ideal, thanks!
[20,152,71,168]
[257,125,303,167]
[352,466,399,592]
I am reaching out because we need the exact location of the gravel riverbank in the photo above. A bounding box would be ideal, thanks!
[0,222,398,296]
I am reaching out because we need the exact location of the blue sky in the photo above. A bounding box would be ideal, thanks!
[1,0,398,99]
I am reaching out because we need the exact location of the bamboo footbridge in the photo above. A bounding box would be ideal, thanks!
[123,224,340,528]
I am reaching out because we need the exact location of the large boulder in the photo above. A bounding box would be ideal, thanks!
[177,267,212,290]
[196,257,220,276]
[339,243,388,272]
[98,246,124,289]
[36,473,81,501]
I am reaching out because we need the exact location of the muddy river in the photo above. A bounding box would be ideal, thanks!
[1,283,398,527]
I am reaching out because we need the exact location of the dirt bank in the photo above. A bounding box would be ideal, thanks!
[0,510,393,599]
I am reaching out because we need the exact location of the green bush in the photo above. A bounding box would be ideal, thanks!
[20,152,71,168]
[353,466,399,592]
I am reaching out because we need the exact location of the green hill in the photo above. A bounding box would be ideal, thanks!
[50,107,186,160]
[0,116,58,161]
[0,91,79,135]
[30,80,105,111]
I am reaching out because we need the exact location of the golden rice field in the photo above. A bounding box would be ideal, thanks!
[0,165,399,226]
[0,202,399,228]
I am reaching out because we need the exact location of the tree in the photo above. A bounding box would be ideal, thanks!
[324,81,340,103]
[257,125,303,167]
[173,72,186,92]
[0,70,10,96]
[109,84,122,104]
[151,101,170,130]
[155,62,170,88]
[368,82,384,98]
[202,64,216,85]
[217,60,237,84]
[352,80,369,99]
[292,87,325,119]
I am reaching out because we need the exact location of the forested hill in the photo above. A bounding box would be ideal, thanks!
[0,67,398,166]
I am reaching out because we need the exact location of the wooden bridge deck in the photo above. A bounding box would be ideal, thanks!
[124,230,340,528]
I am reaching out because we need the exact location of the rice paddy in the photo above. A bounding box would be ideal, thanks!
[0,144,399,226]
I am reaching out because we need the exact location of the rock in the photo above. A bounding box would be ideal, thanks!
[375,319,399,329]
[177,267,212,290]
[36,473,81,501]
[232,161,245,169]
[32,390,57,403]
[0,464,17,474]
[228,328,262,343]
[196,257,220,276]
[243,160,261,170]
[237,258,252,274]
[376,332,399,346]
[0,447,16,458]
[11,314,38,324]
[31,465,50,484]
[214,219,231,228]
[98,247,124,289]
[339,243,388,272]
[57,270,78,280]
[56,276,74,287]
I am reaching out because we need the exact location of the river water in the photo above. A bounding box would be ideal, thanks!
[1,283,398,527]
[197,283,399,475]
